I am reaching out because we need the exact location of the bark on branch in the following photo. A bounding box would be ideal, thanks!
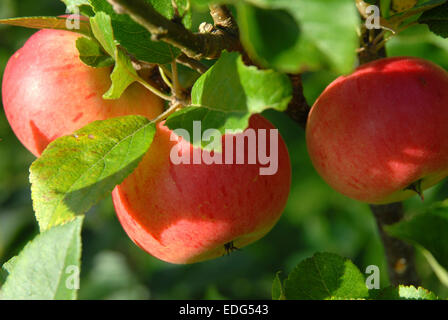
[208,4,239,37]
[107,0,242,60]
[285,74,310,129]
[370,203,420,286]
[176,53,208,74]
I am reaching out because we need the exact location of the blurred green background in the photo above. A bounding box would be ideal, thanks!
[1,0,448,299]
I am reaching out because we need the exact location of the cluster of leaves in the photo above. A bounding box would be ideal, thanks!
[1,0,448,299]
[273,252,438,300]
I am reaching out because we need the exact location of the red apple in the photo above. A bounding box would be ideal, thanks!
[306,57,448,204]
[2,29,164,156]
[112,115,291,264]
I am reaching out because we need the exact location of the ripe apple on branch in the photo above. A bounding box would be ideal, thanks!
[1,0,448,300]
[306,57,448,204]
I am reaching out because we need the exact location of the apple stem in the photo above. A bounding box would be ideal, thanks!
[134,75,172,101]
[171,60,182,100]
[158,66,173,90]
[150,102,181,124]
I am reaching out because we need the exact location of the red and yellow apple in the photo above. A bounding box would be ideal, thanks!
[112,115,291,264]
[306,57,448,204]
[2,29,164,156]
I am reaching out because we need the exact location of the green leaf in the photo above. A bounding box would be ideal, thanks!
[284,252,369,300]
[238,0,360,74]
[371,285,438,300]
[386,23,448,70]
[0,256,17,285]
[165,107,251,150]
[76,37,115,67]
[166,51,291,148]
[419,1,448,37]
[0,16,92,37]
[147,0,192,29]
[30,116,156,232]
[90,12,137,99]
[397,286,438,299]
[0,217,83,300]
[90,11,116,57]
[272,271,286,300]
[104,49,138,99]
[61,0,90,12]
[391,0,446,18]
[420,248,448,287]
[89,0,180,64]
[237,4,303,72]
[173,63,201,89]
[61,0,95,16]
[385,201,448,272]
[192,51,292,113]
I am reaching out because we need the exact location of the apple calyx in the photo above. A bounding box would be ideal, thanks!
[224,241,241,256]
[404,179,424,201]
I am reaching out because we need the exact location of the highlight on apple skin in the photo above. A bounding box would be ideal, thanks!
[306,57,448,204]
[1,29,164,156]
[112,115,292,264]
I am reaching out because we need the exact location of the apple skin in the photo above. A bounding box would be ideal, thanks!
[306,57,448,204]
[112,115,291,264]
[2,29,164,156]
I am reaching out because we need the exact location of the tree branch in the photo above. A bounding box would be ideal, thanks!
[173,5,240,75]
[208,4,239,37]
[358,13,420,286]
[107,0,242,60]
[359,28,387,65]
[176,53,208,74]
[285,74,310,129]
[370,203,420,286]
